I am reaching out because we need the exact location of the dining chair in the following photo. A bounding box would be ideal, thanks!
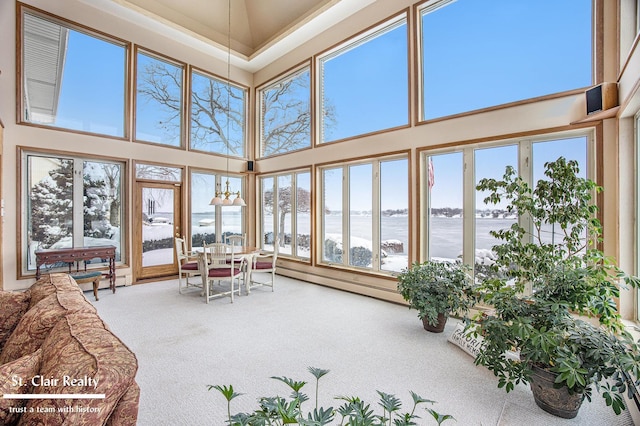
[250,237,279,292]
[200,243,245,304]
[175,236,201,294]
[225,233,246,248]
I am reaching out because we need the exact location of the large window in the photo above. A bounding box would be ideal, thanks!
[427,152,464,261]
[135,50,184,146]
[20,7,127,137]
[419,0,592,120]
[322,168,343,264]
[23,152,125,274]
[259,66,311,157]
[260,171,311,260]
[423,134,590,278]
[474,145,519,275]
[320,156,409,273]
[190,171,217,247]
[380,159,409,272]
[220,176,245,240]
[318,14,408,143]
[190,171,245,247]
[191,69,247,157]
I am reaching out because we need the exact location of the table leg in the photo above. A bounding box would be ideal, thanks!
[245,254,255,295]
[110,256,116,293]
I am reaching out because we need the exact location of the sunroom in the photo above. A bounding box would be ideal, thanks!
[1,0,639,424]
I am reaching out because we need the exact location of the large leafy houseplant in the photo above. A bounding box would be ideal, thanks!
[472,157,640,417]
[397,260,476,332]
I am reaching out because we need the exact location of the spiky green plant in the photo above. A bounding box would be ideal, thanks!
[209,367,453,425]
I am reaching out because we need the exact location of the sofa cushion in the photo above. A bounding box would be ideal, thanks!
[0,291,30,351]
[105,381,140,426]
[28,273,82,310]
[0,291,95,364]
[0,348,42,426]
[19,312,138,426]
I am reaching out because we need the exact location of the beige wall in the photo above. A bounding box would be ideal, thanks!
[1,0,638,318]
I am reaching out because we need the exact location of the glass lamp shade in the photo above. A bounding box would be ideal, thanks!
[222,198,233,206]
[233,196,246,206]
[210,196,223,205]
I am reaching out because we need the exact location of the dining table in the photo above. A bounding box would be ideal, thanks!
[195,245,262,295]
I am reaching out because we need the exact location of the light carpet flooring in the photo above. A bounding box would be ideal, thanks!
[90,276,635,425]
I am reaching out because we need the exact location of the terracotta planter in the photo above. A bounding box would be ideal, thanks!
[530,365,584,419]
[422,313,447,333]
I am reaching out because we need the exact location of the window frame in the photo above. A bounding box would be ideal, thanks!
[17,4,130,140]
[257,62,312,159]
[258,169,312,261]
[317,153,410,275]
[419,130,595,275]
[315,11,410,145]
[134,47,186,148]
[189,66,249,158]
[19,147,128,279]
[415,0,594,123]
[187,168,246,248]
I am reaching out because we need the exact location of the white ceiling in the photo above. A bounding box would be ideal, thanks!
[103,0,376,71]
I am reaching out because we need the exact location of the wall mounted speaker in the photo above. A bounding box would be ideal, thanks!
[586,82,618,115]
[247,161,254,172]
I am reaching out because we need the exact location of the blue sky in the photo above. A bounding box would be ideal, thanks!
[422,0,592,118]
[431,137,588,209]
[49,0,592,212]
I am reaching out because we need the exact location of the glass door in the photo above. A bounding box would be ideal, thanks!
[134,182,182,281]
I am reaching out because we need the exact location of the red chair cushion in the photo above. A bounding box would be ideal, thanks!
[207,268,241,278]
[180,262,199,271]
[253,261,273,270]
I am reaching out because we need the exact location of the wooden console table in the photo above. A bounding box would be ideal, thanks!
[35,245,117,294]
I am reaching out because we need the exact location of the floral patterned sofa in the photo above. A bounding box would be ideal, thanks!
[0,273,139,425]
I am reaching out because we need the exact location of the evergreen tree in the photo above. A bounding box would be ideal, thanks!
[83,171,110,239]
[30,160,116,249]
[30,159,74,248]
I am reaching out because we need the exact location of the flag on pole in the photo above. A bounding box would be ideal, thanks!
[428,157,435,191]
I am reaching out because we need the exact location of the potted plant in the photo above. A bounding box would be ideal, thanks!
[210,366,455,425]
[471,157,640,418]
[397,260,476,332]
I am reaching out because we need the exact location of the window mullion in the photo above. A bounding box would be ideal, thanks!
[462,148,475,269]
[372,162,381,271]
[422,153,431,261]
[343,166,350,266]
[291,173,298,257]
[519,141,533,295]
[73,159,84,248]
[214,174,222,242]
[272,177,278,249]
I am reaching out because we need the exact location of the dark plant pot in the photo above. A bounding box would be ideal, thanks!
[422,313,447,333]
[530,365,584,419]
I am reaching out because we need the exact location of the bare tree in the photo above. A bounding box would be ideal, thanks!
[138,63,245,155]
[138,64,334,158]
[191,74,244,156]
[137,61,183,144]
[261,71,310,156]
[261,69,336,156]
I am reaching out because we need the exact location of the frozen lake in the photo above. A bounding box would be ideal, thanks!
[143,213,524,269]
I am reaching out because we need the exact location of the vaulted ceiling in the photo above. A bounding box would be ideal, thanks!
[106,0,375,71]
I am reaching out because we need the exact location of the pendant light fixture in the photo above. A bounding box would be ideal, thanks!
[210,0,246,207]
